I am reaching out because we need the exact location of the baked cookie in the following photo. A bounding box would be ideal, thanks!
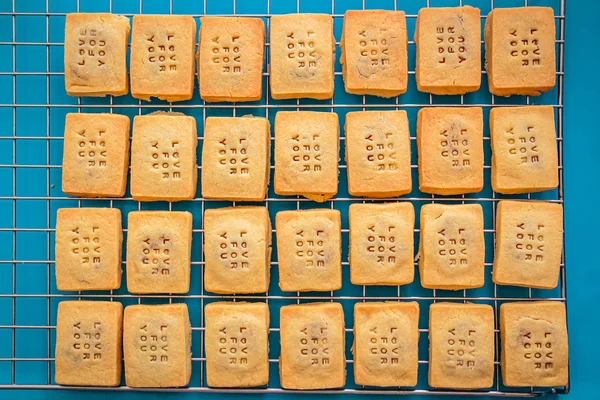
[349,202,414,286]
[485,7,556,96]
[417,107,484,195]
[345,111,411,197]
[270,14,335,100]
[276,209,341,292]
[493,201,563,289]
[353,302,419,387]
[198,17,265,102]
[130,112,198,202]
[126,211,192,294]
[62,113,130,198]
[340,10,407,97]
[279,303,345,389]
[500,301,568,387]
[490,106,558,194]
[130,15,196,102]
[419,204,485,289]
[55,301,123,386]
[205,302,269,387]
[415,6,481,95]
[204,207,271,294]
[429,303,495,389]
[64,13,130,96]
[274,111,339,202]
[123,303,192,388]
[201,116,270,201]
[55,208,122,291]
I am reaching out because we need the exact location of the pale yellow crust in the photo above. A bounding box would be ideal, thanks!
[123,303,192,388]
[415,6,481,95]
[130,112,198,202]
[417,107,484,195]
[276,209,341,292]
[429,303,495,389]
[270,14,335,100]
[485,7,556,96]
[490,106,558,194]
[64,13,130,97]
[418,204,485,290]
[55,301,123,387]
[201,116,270,201]
[55,208,122,291]
[340,10,407,97]
[345,111,411,197]
[279,303,345,390]
[493,201,563,289]
[198,17,265,102]
[353,302,419,387]
[205,302,270,387]
[130,15,196,102]
[274,111,339,202]
[500,301,568,387]
[126,211,192,294]
[349,203,414,286]
[203,207,271,294]
[62,113,130,198]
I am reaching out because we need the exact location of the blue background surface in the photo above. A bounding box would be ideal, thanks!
[0,0,598,398]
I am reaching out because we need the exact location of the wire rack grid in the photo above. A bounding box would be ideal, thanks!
[0,0,566,396]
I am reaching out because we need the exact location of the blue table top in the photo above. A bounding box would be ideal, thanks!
[0,0,598,398]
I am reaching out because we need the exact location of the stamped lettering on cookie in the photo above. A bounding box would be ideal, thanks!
[147,33,177,72]
[218,229,250,269]
[77,27,107,68]
[440,128,471,168]
[509,28,541,67]
[515,222,545,262]
[521,329,554,371]
[366,224,397,265]
[211,35,242,73]
[218,136,249,175]
[286,30,318,77]
[358,29,390,72]
[291,132,322,173]
[436,25,467,65]
[218,325,249,365]
[365,132,397,171]
[437,227,468,269]
[70,225,102,266]
[138,323,170,363]
[299,325,330,366]
[141,235,172,275]
[71,320,103,361]
[76,128,108,168]
[444,327,477,368]
[367,325,401,365]
[151,140,181,180]
[294,229,325,268]
[506,126,539,164]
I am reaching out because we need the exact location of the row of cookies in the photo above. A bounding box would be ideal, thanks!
[62,106,559,202]
[65,6,557,100]
[55,201,563,293]
[55,300,569,389]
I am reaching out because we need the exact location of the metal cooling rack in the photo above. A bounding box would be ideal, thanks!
[0,0,566,396]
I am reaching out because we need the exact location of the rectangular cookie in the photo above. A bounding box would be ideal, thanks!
[353,302,419,387]
[276,209,341,292]
[345,111,411,197]
[204,207,271,294]
[198,17,265,102]
[349,203,415,286]
[429,303,495,389]
[123,303,192,388]
[490,106,558,194]
[126,211,192,294]
[64,13,130,96]
[130,15,196,102]
[274,111,339,202]
[62,113,130,198]
[201,116,270,201]
[279,303,345,389]
[500,301,568,387]
[415,6,481,95]
[419,204,485,290]
[493,201,563,289]
[340,10,407,97]
[485,7,556,96]
[205,302,270,387]
[55,301,123,386]
[55,208,122,291]
[270,14,335,100]
[130,112,198,202]
[417,107,484,195]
